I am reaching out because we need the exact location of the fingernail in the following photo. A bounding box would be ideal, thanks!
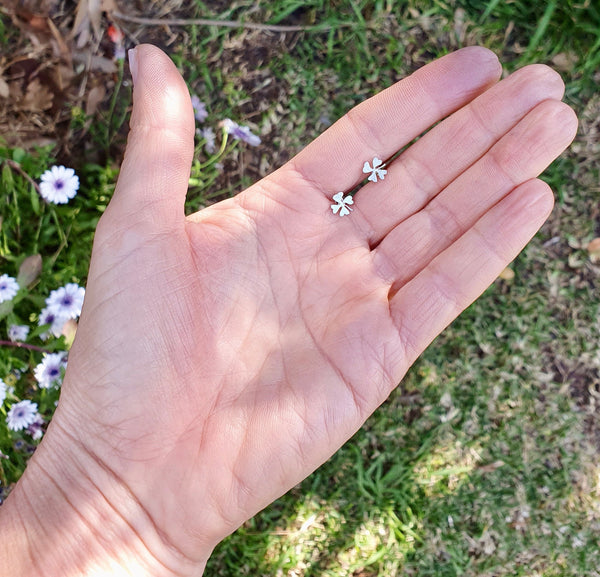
[128,48,138,85]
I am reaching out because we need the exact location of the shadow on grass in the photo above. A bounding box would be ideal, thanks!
[206,273,599,576]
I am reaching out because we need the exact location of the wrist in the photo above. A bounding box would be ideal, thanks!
[0,414,211,577]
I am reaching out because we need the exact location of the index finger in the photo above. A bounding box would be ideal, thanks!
[290,47,502,196]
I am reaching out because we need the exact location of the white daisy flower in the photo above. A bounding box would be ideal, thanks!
[39,165,80,204]
[0,274,19,303]
[34,353,67,389]
[38,306,68,340]
[0,379,7,405]
[8,324,29,342]
[6,400,38,431]
[45,283,85,320]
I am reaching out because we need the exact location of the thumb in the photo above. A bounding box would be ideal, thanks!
[106,44,195,233]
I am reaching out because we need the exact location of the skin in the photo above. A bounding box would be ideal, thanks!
[0,45,577,577]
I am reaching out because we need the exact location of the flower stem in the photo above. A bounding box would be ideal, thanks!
[1,160,41,195]
[0,340,52,353]
[197,129,231,170]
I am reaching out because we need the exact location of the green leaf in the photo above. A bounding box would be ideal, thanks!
[1,164,13,190]
[0,298,14,321]
[11,148,26,164]
[30,183,40,216]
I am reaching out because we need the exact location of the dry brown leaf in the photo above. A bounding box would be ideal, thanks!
[498,266,515,281]
[88,55,117,74]
[73,0,103,47]
[552,52,579,72]
[46,16,70,60]
[53,64,76,92]
[587,237,600,254]
[477,460,505,473]
[11,0,61,12]
[16,137,58,149]
[0,77,9,99]
[8,80,24,100]
[587,237,600,263]
[27,14,49,31]
[71,48,117,73]
[17,254,43,287]
[23,78,53,111]
[102,0,118,13]
[62,318,78,347]
[85,84,106,116]
[453,8,467,44]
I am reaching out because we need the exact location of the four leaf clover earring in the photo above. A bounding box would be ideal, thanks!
[363,156,387,183]
[331,191,354,216]
[330,156,388,217]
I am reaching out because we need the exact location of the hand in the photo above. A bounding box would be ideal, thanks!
[1,45,577,576]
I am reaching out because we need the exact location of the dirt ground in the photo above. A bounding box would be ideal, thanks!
[1,0,311,191]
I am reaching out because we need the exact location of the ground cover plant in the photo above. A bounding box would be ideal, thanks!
[0,0,598,575]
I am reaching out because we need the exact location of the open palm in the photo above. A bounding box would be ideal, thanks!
[43,45,576,571]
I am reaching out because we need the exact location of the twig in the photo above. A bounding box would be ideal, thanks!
[0,340,52,354]
[2,159,41,194]
[111,11,354,33]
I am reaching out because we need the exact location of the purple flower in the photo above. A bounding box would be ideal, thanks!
[198,127,216,153]
[191,95,208,122]
[26,413,45,440]
[221,118,261,147]
[114,45,126,61]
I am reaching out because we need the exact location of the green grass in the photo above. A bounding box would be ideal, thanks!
[189,1,600,574]
[1,0,599,574]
